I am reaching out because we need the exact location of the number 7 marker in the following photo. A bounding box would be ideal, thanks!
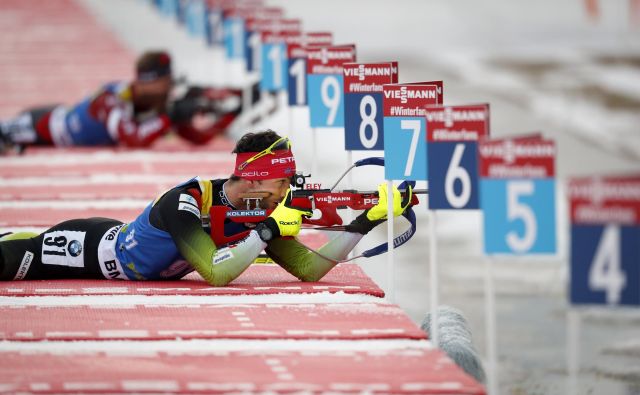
[382,82,443,181]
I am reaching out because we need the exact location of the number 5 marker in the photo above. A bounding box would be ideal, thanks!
[479,136,557,254]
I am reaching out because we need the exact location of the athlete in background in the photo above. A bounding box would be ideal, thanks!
[0,51,240,152]
[0,130,413,285]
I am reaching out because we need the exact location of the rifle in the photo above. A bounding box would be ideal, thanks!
[168,85,243,124]
[202,157,428,259]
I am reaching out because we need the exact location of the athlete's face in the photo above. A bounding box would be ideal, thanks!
[133,76,173,112]
[251,178,290,209]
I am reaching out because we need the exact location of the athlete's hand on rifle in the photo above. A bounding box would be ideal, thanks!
[346,183,414,235]
[260,189,313,240]
[168,86,208,124]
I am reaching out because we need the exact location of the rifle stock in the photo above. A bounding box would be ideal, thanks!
[203,188,426,246]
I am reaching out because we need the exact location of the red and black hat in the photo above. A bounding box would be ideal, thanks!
[135,51,172,82]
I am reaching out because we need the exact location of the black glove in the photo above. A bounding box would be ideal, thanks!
[169,86,213,124]
[168,96,203,124]
[345,209,385,235]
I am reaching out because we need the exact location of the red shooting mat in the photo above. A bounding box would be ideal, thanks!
[0,263,384,297]
[0,207,141,227]
[0,183,176,201]
[0,349,485,394]
[14,136,235,155]
[0,158,234,178]
[0,303,424,341]
[0,0,134,118]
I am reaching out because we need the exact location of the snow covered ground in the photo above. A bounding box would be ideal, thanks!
[14,0,640,394]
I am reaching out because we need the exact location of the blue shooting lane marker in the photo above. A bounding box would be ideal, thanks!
[425,104,490,210]
[478,137,557,255]
[306,45,356,128]
[286,32,333,107]
[382,82,443,181]
[223,16,245,60]
[343,62,398,151]
[568,176,640,306]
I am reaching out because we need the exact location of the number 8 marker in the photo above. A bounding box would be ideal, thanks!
[344,62,398,151]
[359,95,378,148]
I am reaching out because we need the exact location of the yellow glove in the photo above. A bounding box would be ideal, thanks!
[346,183,413,235]
[264,189,313,238]
[366,183,413,221]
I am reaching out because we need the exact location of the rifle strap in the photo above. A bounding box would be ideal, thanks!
[301,180,418,263]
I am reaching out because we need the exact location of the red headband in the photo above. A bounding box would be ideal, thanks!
[233,149,296,180]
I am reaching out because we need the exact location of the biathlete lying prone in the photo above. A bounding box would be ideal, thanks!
[0,130,415,285]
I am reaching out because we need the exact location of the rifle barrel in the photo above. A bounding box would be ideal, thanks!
[351,188,428,195]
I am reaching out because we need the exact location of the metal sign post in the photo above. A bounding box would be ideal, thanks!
[306,44,356,179]
[567,175,640,394]
[479,135,558,395]
[382,81,442,330]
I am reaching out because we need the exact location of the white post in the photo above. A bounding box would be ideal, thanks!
[386,179,395,302]
[312,128,318,179]
[484,257,499,395]
[428,210,439,348]
[346,150,353,189]
[567,308,580,395]
[242,84,253,120]
[288,106,296,141]
[278,91,288,133]
[346,150,354,259]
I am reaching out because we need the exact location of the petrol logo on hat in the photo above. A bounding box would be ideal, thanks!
[271,156,295,164]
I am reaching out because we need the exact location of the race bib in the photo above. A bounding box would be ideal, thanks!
[41,230,86,267]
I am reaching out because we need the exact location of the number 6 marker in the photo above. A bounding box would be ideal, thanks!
[425,104,489,210]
